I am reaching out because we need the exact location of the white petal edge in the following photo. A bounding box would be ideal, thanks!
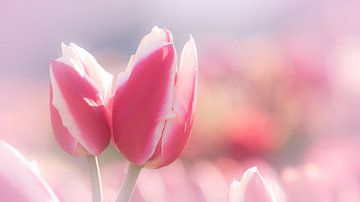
[68,43,113,102]
[229,166,278,202]
[50,67,89,153]
[135,26,173,58]
[57,43,85,77]
[116,26,173,89]
[173,35,198,117]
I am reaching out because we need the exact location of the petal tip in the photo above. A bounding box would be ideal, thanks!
[248,166,259,173]
[183,36,198,65]
[61,42,67,49]
[188,34,194,42]
[151,25,161,32]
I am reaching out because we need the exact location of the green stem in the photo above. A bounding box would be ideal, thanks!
[87,155,103,202]
[116,163,143,202]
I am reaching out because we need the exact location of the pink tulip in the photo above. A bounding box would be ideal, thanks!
[229,167,279,202]
[112,26,198,168]
[50,43,113,155]
[0,140,58,201]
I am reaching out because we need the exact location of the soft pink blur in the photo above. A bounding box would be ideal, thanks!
[0,141,58,201]
[2,0,360,201]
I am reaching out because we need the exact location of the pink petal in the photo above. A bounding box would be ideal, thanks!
[62,43,113,102]
[146,37,198,168]
[135,26,173,59]
[50,61,110,155]
[116,26,173,88]
[112,44,176,165]
[50,85,84,155]
[0,141,58,201]
[173,36,198,118]
[229,167,278,202]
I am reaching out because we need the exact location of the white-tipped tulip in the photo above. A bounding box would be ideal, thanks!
[229,167,278,202]
[112,26,198,168]
[50,43,113,156]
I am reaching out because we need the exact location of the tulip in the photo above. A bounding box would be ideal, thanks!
[112,26,197,202]
[50,43,112,202]
[229,167,278,202]
[50,43,112,156]
[112,26,198,168]
[0,140,58,201]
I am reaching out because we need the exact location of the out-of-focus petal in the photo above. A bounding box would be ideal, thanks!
[191,161,228,202]
[112,44,176,165]
[160,161,204,202]
[0,141,58,201]
[136,169,167,202]
[229,167,278,202]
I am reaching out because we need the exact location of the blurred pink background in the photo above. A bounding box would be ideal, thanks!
[2,0,360,201]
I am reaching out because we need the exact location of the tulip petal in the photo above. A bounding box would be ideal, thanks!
[112,44,176,165]
[0,141,58,201]
[116,26,173,88]
[64,43,113,102]
[229,167,278,202]
[146,37,198,168]
[173,36,198,118]
[50,61,110,155]
[135,26,173,59]
[50,85,85,155]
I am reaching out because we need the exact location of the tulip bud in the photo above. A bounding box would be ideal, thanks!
[229,167,278,202]
[50,43,112,156]
[0,140,58,201]
[112,26,198,168]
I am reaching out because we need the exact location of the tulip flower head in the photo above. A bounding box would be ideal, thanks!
[229,167,278,202]
[112,26,198,168]
[50,43,113,156]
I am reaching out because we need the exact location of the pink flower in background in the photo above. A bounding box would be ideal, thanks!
[0,140,58,201]
[225,108,280,155]
[50,43,113,156]
[112,26,198,168]
[229,167,279,202]
[281,135,360,202]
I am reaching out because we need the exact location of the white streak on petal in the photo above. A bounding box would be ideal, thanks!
[50,68,87,152]
[69,43,113,102]
[173,36,198,117]
[229,179,242,202]
[136,26,173,57]
[116,27,173,88]
[29,161,41,176]
[57,43,84,76]
[165,110,177,120]
[83,97,103,107]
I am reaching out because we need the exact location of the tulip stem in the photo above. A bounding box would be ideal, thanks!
[116,163,143,202]
[87,155,103,202]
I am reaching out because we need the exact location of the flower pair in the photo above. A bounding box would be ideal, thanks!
[49,27,198,168]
